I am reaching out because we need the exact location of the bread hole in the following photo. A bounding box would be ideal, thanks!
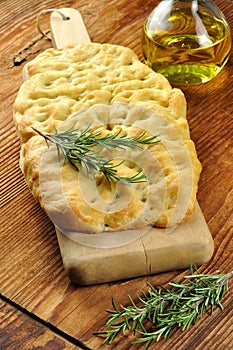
[141,196,147,203]
[124,160,140,171]
[128,163,137,170]
[53,114,67,121]
[106,123,113,131]
[44,81,53,87]
[96,176,104,187]
[140,75,149,81]
[161,100,169,108]
[96,68,104,76]
[122,91,133,98]
[36,113,48,122]
[163,168,171,176]
[104,217,114,228]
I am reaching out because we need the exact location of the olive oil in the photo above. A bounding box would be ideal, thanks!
[142,1,231,85]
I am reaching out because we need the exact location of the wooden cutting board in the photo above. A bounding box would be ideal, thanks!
[23,8,214,285]
[56,202,214,285]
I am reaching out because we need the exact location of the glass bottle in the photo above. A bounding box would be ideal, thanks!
[141,0,232,85]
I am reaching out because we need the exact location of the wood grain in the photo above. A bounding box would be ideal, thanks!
[1,0,233,349]
[0,299,81,350]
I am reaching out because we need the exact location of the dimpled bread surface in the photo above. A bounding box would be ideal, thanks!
[13,43,202,230]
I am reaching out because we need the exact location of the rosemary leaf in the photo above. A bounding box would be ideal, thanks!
[33,126,160,188]
[94,267,232,349]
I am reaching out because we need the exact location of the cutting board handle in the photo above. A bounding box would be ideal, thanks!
[23,8,91,80]
[50,8,91,49]
[36,8,91,49]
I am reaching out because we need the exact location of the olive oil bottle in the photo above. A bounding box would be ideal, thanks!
[142,0,232,85]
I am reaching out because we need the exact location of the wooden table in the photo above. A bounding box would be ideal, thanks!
[1,0,232,349]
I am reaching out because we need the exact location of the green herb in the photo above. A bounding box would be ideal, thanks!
[33,126,160,187]
[94,267,232,349]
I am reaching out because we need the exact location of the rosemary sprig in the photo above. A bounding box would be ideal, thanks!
[94,267,232,349]
[33,126,160,187]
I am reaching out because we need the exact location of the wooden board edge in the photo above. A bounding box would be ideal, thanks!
[55,202,214,285]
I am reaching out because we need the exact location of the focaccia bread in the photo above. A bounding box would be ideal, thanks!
[13,43,201,230]
[14,43,188,143]
[38,103,201,232]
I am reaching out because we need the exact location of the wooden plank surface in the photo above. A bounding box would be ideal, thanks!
[1,0,233,349]
[0,299,81,350]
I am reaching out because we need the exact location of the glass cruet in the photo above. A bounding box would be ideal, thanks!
[141,0,232,85]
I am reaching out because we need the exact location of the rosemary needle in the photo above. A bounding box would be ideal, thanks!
[33,126,160,187]
[94,267,232,349]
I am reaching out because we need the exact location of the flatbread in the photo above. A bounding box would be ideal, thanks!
[38,103,201,232]
[13,43,201,230]
[14,43,188,143]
